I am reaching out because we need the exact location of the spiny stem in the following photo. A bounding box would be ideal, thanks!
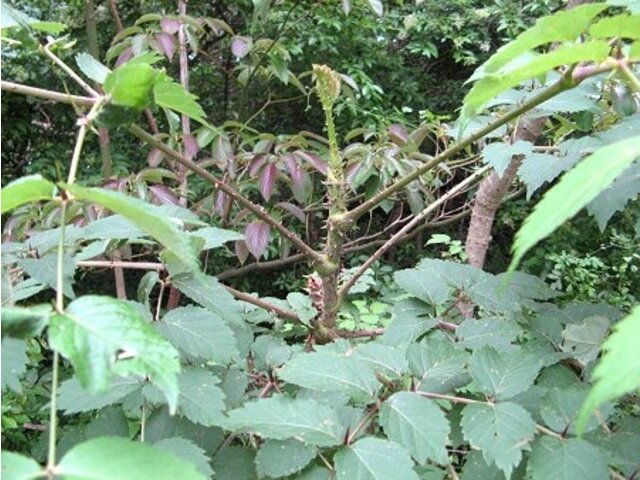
[0,81,96,107]
[42,42,100,98]
[617,60,640,92]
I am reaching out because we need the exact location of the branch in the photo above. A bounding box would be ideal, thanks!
[1,81,96,107]
[217,253,306,280]
[42,42,100,98]
[128,124,323,264]
[224,286,301,323]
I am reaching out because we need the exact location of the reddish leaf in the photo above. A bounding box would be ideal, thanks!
[294,150,327,175]
[147,148,164,167]
[160,17,181,35]
[156,33,176,61]
[283,154,311,203]
[212,135,234,168]
[244,221,271,260]
[149,185,179,205]
[248,154,268,178]
[259,163,278,202]
[231,36,252,58]
[345,161,362,185]
[115,47,133,67]
[235,240,249,265]
[183,134,199,158]
[276,202,305,222]
[214,191,230,215]
[388,124,409,145]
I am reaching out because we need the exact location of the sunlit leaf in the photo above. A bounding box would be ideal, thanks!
[1,175,56,214]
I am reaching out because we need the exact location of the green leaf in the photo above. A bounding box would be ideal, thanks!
[510,136,640,269]
[1,175,56,214]
[20,253,76,299]
[457,317,522,351]
[192,226,243,250]
[211,446,257,480]
[144,367,226,427]
[286,292,318,326]
[57,437,205,480]
[153,437,214,479]
[334,437,419,480]
[64,184,201,272]
[153,75,208,126]
[79,214,146,241]
[76,52,111,84]
[255,439,317,478]
[353,343,408,378]
[587,162,640,230]
[408,337,471,394]
[560,316,609,365]
[469,346,542,400]
[0,3,66,33]
[1,304,51,339]
[146,406,225,452]
[225,396,344,447]
[482,140,533,177]
[527,437,608,480]
[577,306,640,433]
[157,306,239,364]
[49,296,180,412]
[379,392,450,464]
[85,406,129,438]
[57,376,143,414]
[540,387,611,435]
[1,338,28,393]
[104,62,157,110]
[1,451,42,480]
[460,450,507,480]
[394,268,449,305]
[382,299,439,345]
[278,350,380,401]
[589,14,640,39]
[461,402,536,478]
[170,271,243,321]
[251,335,293,371]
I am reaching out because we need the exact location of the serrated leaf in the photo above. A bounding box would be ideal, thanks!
[1,338,28,393]
[146,406,225,452]
[587,161,640,230]
[540,387,611,435]
[260,163,279,201]
[286,292,317,326]
[482,140,533,177]
[212,446,257,480]
[255,439,317,478]
[1,451,42,480]
[57,376,143,414]
[170,271,243,321]
[1,175,56,214]
[527,437,608,480]
[252,335,293,371]
[457,317,522,351]
[577,306,640,433]
[469,346,541,400]
[589,13,640,39]
[278,350,379,401]
[382,299,439,345]
[225,396,344,447]
[334,437,419,480]
[57,437,205,480]
[192,226,243,250]
[104,62,156,110]
[76,52,111,83]
[85,406,129,438]
[380,392,450,464]
[496,271,560,301]
[245,221,271,260]
[511,136,640,269]
[49,296,180,412]
[154,437,213,479]
[1,304,51,339]
[394,268,449,306]
[560,316,609,365]
[461,402,536,478]
[153,75,208,126]
[409,337,471,394]
[64,184,200,272]
[353,343,408,378]
[20,253,76,299]
[1,3,66,33]
[460,450,506,480]
[157,306,239,364]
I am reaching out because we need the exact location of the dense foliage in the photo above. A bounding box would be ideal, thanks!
[1,1,639,479]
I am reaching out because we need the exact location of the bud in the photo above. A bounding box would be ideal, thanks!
[313,64,341,108]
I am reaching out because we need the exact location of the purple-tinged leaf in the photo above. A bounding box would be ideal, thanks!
[244,221,271,260]
[294,150,327,175]
[147,148,165,167]
[283,154,311,203]
[231,36,252,58]
[103,178,128,192]
[204,17,234,36]
[233,208,251,226]
[115,47,133,67]
[276,202,305,222]
[183,134,199,158]
[160,17,181,35]
[345,161,362,185]
[408,124,431,150]
[249,154,268,178]
[259,163,278,202]
[212,135,234,168]
[149,185,179,206]
[235,240,249,264]
[214,191,230,215]
[388,124,409,145]
[156,33,176,62]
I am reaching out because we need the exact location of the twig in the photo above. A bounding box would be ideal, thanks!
[346,403,380,444]
[447,463,460,480]
[42,42,100,98]
[415,391,481,405]
[225,286,301,323]
[336,328,384,338]
[0,81,96,107]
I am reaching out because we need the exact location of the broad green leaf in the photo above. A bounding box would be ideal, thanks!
[465,275,522,313]
[104,62,157,110]
[457,317,522,351]
[153,437,213,479]
[382,299,439,345]
[409,337,471,394]
[1,338,28,393]
[460,450,507,480]
[353,343,408,378]
[49,296,180,412]
[461,402,536,478]
[1,175,56,214]
[255,439,317,478]
[577,306,640,433]
[57,376,142,414]
[540,387,611,435]
[1,304,51,339]
[379,392,450,464]
[286,292,318,326]
[0,3,66,33]
[153,75,208,126]
[482,140,533,177]
[20,253,76,299]
[482,4,608,73]
[394,268,449,305]
[144,367,226,427]
[589,14,640,39]
[225,396,344,447]
[78,215,146,240]
[469,346,542,400]
[333,437,419,480]
[510,136,640,270]
[57,437,205,480]
[157,306,239,364]
[466,41,610,116]
[76,52,111,84]
[170,271,243,321]
[192,226,243,250]
[0,451,42,480]
[278,350,380,401]
[64,184,200,272]
[251,335,293,371]
[587,162,640,230]
[527,437,608,480]
[146,406,225,452]
[560,316,609,365]
[496,271,560,300]
[211,446,257,480]
[85,406,129,439]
